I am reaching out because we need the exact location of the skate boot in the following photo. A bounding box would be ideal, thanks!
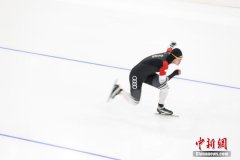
[109,83,122,100]
[157,104,173,115]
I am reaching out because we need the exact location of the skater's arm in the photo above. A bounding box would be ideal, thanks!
[167,69,181,80]
[158,69,180,89]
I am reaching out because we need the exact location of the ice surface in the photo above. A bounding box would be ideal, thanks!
[0,0,239,160]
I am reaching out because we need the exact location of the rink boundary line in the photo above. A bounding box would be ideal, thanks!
[0,46,129,71]
[174,77,240,90]
[0,133,121,160]
[0,46,239,90]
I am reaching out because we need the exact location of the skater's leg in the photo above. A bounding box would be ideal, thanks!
[144,74,161,88]
[157,85,173,115]
[144,75,173,114]
[109,74,142,105]
[115,78,142,105]
[120,90,139,105]
[110,64,147,105]
[117,68,144,105]
[144,74,170,104]
[158,85,169,104]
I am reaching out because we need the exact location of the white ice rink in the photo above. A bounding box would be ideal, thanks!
[0,0,240,160]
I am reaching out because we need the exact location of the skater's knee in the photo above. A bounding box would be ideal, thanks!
[132,99,140,105]
[131,90,141,102]
[159,84,169,91]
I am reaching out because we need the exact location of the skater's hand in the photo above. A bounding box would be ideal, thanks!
[173,69,181,76]
[167,69,181,81]
[173,69,181,75]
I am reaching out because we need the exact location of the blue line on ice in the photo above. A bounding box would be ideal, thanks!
[0,46,239,90]
[0,133,121,160]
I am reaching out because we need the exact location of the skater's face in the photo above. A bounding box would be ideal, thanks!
[170,52,182,65]
[172,57,182,65]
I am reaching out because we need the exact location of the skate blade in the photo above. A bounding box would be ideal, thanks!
[155,113,179,117]
[107,79,118,102]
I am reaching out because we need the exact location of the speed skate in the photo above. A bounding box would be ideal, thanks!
[155,113,179,117]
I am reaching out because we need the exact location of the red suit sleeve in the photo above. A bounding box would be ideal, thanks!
[159,61,168,76]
